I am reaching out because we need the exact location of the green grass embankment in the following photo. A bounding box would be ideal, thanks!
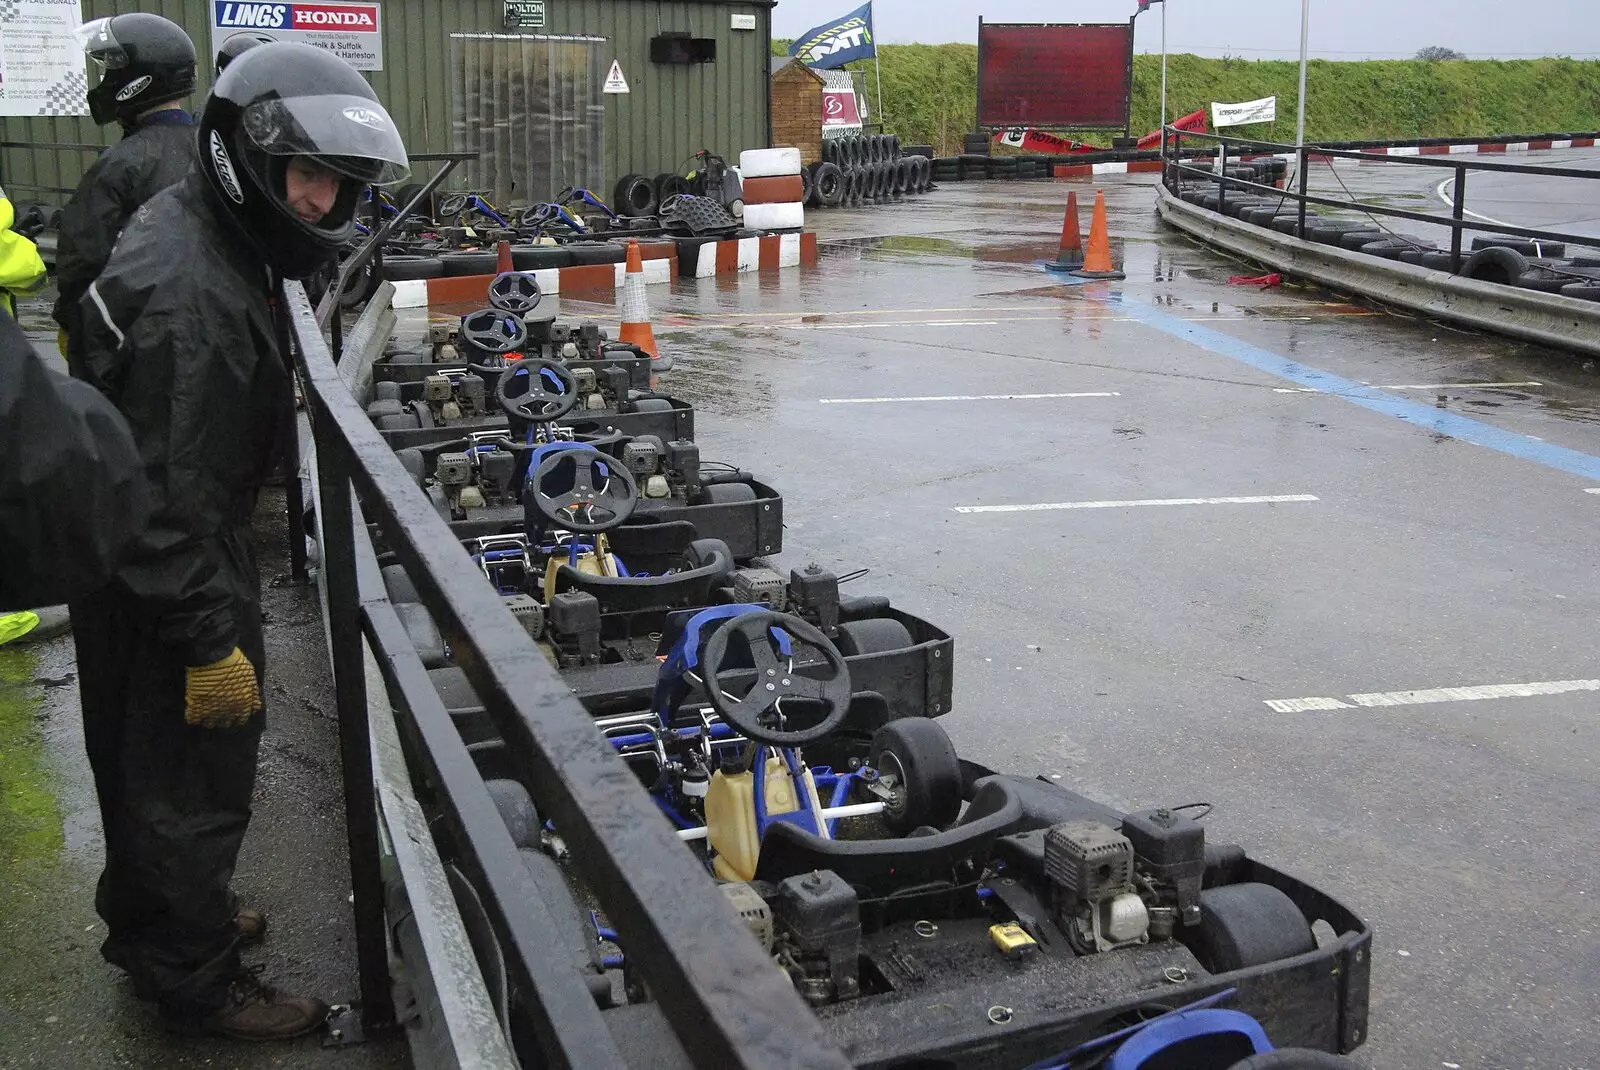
[775,42,1600,156]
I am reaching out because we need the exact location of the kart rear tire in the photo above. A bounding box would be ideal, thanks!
[367,398,404,421]
[701,481,757,504]
[1231,1051,1363,1069]
[485,779,541,849]
[1183,882,1316,973]
[511,245,575,271]
[374,380,403,402]
[872,717,963,835]
[629,397,675,414]
[396,447,428,488]
[379,413,422,431]
[381,563,420,605]
[1460,245,1528,285]
[655,173,692,204]
[566,241,626,266]
[834,618,914,657]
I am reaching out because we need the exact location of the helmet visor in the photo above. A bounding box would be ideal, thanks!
[74,18,127,70]
[241,94,410,186]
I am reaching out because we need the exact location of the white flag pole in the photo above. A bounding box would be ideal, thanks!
[1295,0,1311,145]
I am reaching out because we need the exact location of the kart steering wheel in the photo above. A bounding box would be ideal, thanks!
[487,270,542,314]
[701,612,852,747]
[518,203,556,229]
[438,193,468,219]
[495,359,578,423]
[528,446,638,533]
[460,308,528,356]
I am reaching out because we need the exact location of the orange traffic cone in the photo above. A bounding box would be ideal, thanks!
[618,240,658,359]
[1072,190,1125,280]
[495,239,513,275]
[1048,191,1084,271]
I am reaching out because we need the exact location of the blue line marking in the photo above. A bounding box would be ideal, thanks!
[1106,292,1600,482]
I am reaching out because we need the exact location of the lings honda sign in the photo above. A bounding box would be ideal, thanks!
[211,1,383,70]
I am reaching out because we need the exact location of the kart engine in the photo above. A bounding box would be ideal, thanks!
[422,372,486,423]
[771,870,861,1005]
[1044,808,1207,954]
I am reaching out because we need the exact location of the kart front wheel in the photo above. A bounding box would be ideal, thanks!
[872,717,962,835]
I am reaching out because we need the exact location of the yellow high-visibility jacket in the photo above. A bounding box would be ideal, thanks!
[0,186,48,318]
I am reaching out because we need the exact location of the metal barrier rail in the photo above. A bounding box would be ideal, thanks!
[1161,127,1600,274]
[285,283,849,1068]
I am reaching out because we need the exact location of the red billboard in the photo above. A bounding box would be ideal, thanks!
[978,22,1133,131]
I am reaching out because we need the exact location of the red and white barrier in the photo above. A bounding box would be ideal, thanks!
[684,233,819,279]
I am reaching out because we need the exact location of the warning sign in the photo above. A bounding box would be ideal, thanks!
[210,1,384,72]
[603,59,629,94]
[0,0,91,118]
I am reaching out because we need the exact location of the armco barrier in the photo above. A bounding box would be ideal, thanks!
[286,280,851,1067]
[1155,185,1600,359]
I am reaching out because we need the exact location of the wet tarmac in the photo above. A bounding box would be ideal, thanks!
[630,176,1597,1069]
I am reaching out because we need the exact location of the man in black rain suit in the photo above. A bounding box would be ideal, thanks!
[54,14,198,370]
[71,41,411,1040]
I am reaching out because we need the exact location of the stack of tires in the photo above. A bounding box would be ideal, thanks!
[816,134,934,209]
[738,147,807,232]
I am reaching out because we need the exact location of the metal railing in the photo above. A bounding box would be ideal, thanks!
[1161,127,1600,274]
[284,283,850,1067]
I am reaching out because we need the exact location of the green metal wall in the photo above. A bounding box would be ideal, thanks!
[2,0,772,204]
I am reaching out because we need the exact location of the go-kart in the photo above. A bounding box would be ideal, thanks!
[367,345,693,450]
[389,419,781,559]
[448,608,1370,1067]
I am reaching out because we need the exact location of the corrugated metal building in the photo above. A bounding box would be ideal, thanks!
[2,0,774,207]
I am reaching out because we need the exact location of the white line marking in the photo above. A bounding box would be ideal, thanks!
[820,391,1121,405]
[1265,697,1355,713]
[776,320,1000,330]
[954,494,1319,514]
[1267,678,1600,712]
[1435,177,1562,255]
[1276,381,1543,394]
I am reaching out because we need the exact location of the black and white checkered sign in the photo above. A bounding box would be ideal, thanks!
[35,71,89,116]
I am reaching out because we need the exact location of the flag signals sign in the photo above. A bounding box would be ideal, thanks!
[211,1,383,71]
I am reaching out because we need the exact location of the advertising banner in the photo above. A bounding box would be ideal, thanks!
[978,22,1132,130]
[0,0,89,117]
[789,2,875,70]
[996,128,1096,155]
[210,1,383,72]
[1212,96,1277,128]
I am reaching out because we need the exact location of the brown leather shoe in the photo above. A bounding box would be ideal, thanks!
[195,970,328,1041]
[233,906,267,944]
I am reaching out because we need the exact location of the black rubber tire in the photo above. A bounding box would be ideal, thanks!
[378,413,422,431]
[440,251,500,277]
[1471,235,1566,258]
[1336,229,1384,249]
[1516,270,1572,294]
[1271,215,1320,235]
[655,173,691,204]
[612,173,657,218]
[1559,282,1600,301]
[381,563,420,605]
[374,380,403,402]
[813,162,845,208]
[339,256,381,309]
[801,164,818,208]
[1417,251,1455,271]
[396,448,427,488]
[565,241,625,266]
[381,255,446,281]
[1359,239,1409,261]
[1183,883,1316,973]
[387,348,431,366]
[1231,1050,1363,1069]
[822,139,841,167]
[366,398,404,421]
[484,780,541,849]
[701,481,756,504]
[1397,248,1431,266]
[510,245,574,271]
[834,618,915,657]
[872,718,963,835]
[1460,245,1530,285]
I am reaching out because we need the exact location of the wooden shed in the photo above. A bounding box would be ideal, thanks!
[771,58,825,166]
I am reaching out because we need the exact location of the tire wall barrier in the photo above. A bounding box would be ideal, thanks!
[818,133,934,209]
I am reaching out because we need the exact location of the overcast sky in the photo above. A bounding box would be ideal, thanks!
[774,1,1600,59]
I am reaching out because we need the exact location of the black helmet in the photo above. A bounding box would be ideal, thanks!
[76,14,196,127]
[215,33,270,77]
[198,42,410,280]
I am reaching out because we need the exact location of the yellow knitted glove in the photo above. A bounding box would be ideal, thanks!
[57,329,68,358]
[184,648,262,728]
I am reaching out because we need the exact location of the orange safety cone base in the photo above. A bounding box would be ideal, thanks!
[1072,190,1123,279]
